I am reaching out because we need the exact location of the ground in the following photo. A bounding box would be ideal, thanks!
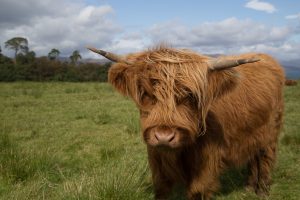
[0,82,299,200]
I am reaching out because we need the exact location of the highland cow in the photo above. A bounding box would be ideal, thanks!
[88,46,284,200]
[285,79,298,86]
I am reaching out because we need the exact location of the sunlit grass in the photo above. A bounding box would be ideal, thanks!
[0,82,299,199]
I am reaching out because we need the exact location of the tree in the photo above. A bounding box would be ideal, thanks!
[69,50,82,64]
[16,51,36,64]
[48,48,60,60]
[27,51,36,63]
[5,37,28,59]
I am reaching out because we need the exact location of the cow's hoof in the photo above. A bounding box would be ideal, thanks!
[245,185,256,193]
[256,187,270,199]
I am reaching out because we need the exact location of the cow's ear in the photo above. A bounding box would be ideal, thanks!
[207,69,240,99]
[108,63,131,96]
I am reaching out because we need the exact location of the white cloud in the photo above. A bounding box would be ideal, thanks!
[146,18,298,61]
[109,32,149,53]
[0,0,298,63]
[0,0,80,27]
[0,0,121,57]
[85,32,149,59]
[148,18,291,49]
[244,42,300,62]
[285,13,300,20]
[245,0,277,13]
[77,5,113,25]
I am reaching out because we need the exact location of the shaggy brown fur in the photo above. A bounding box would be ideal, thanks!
[108,47,285,200]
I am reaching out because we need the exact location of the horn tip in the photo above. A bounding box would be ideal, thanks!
[86,46,107,57]
[248,57,260,63]
[86,46,96,51]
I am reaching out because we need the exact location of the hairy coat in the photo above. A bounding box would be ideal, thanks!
[106,47,284,199]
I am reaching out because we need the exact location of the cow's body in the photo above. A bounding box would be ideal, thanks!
[146,53,284,199]
[90,46,284,200]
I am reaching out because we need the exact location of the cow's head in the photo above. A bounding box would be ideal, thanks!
[88,46,259,150]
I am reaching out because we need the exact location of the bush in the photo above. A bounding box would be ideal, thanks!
[0,56,111,82]
[0,63,16,81]
[0,55,15,81]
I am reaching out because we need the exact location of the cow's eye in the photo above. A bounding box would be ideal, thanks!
[188,94,197,102]
[141,92,156,106]
[150,78,159,86]
[177,94,196,106]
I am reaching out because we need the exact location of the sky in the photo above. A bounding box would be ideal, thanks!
[0,0,300,63]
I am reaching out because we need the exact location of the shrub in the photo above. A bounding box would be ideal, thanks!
[0,57,111,82]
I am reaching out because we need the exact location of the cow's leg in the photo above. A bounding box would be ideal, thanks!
[246,148,275,196]
[186,167,220,200]
[245,107,281,196]
[152,175,174,200]
[246,155,259,192]
[255,145,277,197]
[150,171,174,197]
[188,193,212,200]
[255,107,282,197]
[187,177,219,200]
[148,164,174,200]
[188,192,213,200]
[246,141,277,197]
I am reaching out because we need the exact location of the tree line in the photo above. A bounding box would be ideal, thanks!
[0,37,110,82]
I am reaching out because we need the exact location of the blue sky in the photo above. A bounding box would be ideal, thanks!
[0,0,299,62]
[97,0,300,27]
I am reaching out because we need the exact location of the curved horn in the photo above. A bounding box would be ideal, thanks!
[86,46,131,64]
[208,57,260,70]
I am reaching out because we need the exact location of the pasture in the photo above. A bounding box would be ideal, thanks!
[0,82,299,200]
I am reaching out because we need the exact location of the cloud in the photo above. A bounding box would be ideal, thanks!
[147,18,298,61]
[109,32,149,54]
[148,18,290,49]
[286,13,300,20]
[0,1,298,62]
[0,0,78,28]
[247,43,300,62]
[0,0,121,57]
[245,0,277,13]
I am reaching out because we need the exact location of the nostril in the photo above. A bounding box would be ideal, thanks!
[155,133,159,141]
[168,133,175,142]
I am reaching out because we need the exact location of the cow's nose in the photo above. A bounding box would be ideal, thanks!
[154,131,175,144]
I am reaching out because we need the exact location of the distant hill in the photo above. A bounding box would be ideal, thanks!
[281,59,300,79]
[283,65,300,79]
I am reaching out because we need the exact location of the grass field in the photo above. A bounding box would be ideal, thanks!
[0,82,299,200]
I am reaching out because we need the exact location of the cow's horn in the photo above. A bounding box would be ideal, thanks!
[208,57,260,70]
[87,46,131,64]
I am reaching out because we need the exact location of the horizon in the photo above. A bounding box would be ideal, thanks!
[0,0,300,65]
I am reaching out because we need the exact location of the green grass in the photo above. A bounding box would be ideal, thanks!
[0,82,299,200]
